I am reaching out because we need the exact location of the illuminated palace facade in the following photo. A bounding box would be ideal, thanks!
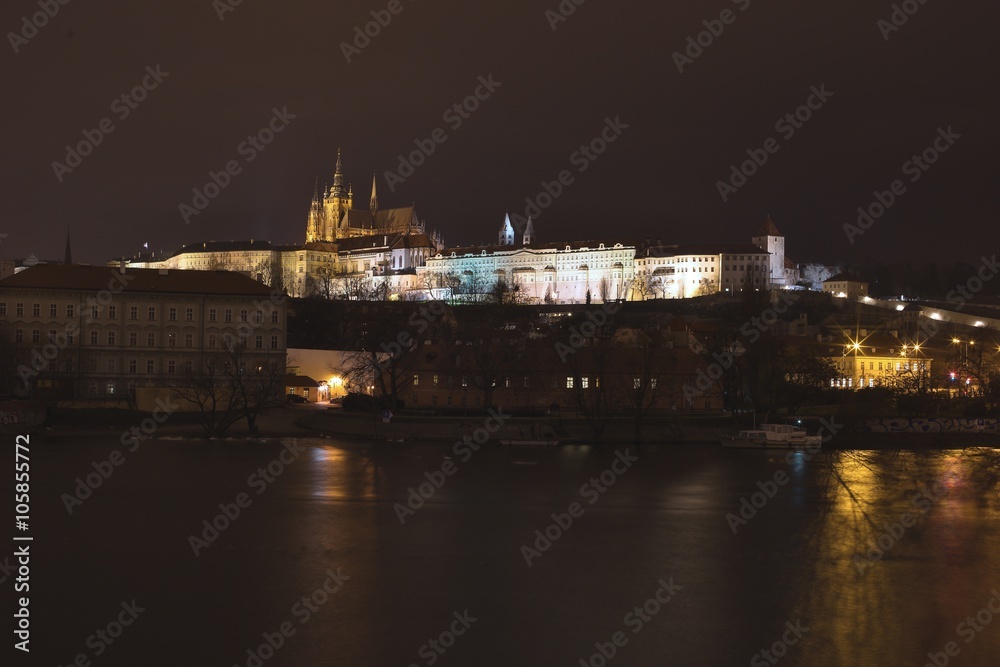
[414,215,795,303]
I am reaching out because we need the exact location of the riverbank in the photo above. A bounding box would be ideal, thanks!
[14,405,1000,450]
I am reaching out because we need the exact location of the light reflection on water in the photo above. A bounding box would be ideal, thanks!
[790,449,1000,667]
[29,438,1000,666]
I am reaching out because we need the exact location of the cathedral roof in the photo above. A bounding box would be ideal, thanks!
[343,206,418,231]
[336,232,434,252]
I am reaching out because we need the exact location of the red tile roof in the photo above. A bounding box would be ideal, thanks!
[0,265,274,296]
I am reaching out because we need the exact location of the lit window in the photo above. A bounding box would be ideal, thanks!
[566,376,574,389]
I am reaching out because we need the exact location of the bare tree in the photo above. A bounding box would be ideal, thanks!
[170,340,284,437]
[615,331,674,443]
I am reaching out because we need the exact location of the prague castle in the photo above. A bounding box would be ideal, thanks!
[116,150,799,303]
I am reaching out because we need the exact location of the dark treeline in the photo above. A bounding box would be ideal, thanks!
[851,260,1000,300]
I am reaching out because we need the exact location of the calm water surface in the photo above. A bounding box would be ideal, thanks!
[19,437,1000,666]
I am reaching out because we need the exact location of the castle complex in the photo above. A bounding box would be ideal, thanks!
[117,151,798,303]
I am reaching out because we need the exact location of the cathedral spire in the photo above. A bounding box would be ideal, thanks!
[310,177,322,209]
[331,148,347,197]
[369,174,379,217]
[64,226,72,265]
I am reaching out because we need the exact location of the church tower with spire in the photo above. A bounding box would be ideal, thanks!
[322,150,353,240]
[522,217,535,245]
[369,174,379,218]
[499,213,515,246]
[306,178,324,243]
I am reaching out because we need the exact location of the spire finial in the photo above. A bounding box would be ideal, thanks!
[370,174,379,217]
[331,148,346,197]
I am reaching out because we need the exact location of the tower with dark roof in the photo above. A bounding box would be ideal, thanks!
[751,215,785,287]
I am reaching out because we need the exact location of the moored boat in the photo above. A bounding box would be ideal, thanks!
[721,423,822,449]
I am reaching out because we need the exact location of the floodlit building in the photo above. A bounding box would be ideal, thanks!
[823,273,869,300]
[116,151,442,298]
[420,220,636,304]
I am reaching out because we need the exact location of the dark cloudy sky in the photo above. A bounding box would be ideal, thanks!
[2,0,997,266]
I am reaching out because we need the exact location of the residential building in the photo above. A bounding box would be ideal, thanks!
[823,273,870,300]
[0,265,286,402]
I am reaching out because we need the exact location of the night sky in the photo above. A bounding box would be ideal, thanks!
[2,0,996,266]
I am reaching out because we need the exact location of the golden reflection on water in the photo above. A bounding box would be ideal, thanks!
[306,443,381,501]
[792,449,1000,666]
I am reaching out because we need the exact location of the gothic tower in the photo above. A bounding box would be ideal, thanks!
[752,215,786,287]
[322,149,353,240]
[499,213,515,246]
[306,178,323,242]
[522,217,535,245]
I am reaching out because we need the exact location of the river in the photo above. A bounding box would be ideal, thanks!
[17,437,1000,666]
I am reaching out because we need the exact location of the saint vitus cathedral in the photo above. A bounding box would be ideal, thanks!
[306,150,431,243]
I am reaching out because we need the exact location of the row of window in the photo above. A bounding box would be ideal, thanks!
[411,374,664,390]
[13,329,281,350]
[0,303,281,324]
[838,360,929,372]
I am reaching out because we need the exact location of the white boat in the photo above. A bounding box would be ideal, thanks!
[721,423,822,449]
[500,423,559,446]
